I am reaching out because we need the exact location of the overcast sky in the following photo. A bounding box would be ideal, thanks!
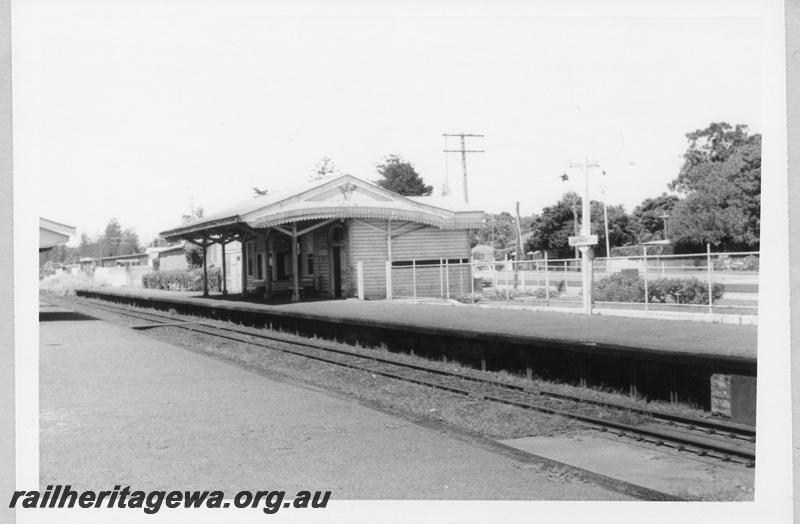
[17,1,763,244]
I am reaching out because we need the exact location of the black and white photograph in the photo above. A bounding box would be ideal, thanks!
[4,0,795,522]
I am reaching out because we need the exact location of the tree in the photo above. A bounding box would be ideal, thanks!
[375,155,433,196]
[473,212,535,252]
[631,193,679,242]
[96,218,140,258]
[525,192,634,258]
[77,232,97,259]
[182,207,205,267]
[667,122,760,252]
[310,157,339,180]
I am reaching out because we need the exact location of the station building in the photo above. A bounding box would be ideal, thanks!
[160,174,484,301]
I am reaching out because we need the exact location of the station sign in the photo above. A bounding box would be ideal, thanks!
[568,234,599,247]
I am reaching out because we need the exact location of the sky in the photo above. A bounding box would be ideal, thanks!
[16,1,764,245]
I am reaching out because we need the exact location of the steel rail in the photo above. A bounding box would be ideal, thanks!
[71,296,755,463]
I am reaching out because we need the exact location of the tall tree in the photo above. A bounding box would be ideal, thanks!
[667,122,760,252]
[98,218,140,257]
[473,212,535,251]
[525,192,633,258]
[375,155,433,196]
[631,193,680,242]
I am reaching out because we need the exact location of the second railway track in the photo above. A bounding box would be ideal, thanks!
[64,296,756,466]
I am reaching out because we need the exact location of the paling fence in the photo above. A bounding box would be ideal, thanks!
[384,249,759,315]
[94,265,151,287]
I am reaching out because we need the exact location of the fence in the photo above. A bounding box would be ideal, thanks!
[383,248,759,316]
[94,265,151,288]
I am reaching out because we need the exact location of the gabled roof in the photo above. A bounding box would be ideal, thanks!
[161,174,484,240]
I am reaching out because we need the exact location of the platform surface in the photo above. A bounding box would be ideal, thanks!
[39,304,629,500]
[78,287,758,360]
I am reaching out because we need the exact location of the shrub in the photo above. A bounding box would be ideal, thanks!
[532,287,560,299]
[594,273,725,304]
[648,277,724,304]
[738,255,759,271]
[455,293,481,304]
[610,244,673,257]
[593,272,645,303]
[142,267,222,292]
[39,272,96,296]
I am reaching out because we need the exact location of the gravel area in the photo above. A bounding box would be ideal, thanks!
[40,306,633,500]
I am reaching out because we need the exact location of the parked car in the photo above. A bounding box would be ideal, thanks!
[472,264,495,287]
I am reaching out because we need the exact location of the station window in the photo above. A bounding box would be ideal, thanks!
[256,253,264,280]
[307,254,314,275]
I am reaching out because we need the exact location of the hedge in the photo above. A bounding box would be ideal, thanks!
[593,272,724,304]
[142,267,222,292]
[609,244,673,257]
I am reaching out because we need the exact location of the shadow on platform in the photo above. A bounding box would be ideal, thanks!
[39,311,99,322]
[184,292,339,307]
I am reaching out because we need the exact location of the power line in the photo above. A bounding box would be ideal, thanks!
[443,133,484,204]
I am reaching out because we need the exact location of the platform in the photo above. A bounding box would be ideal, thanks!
[74,286,757,359]
[73,287,757,410]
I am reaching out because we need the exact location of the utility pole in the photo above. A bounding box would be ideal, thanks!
[443,133,484,204]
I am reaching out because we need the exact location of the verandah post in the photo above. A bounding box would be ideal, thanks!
[241,233,248,296]
[221,240,227,296]
[412,259,417,301]
[445,258,450,300]
[202,239,209,297]
[291,223,299,302]
[264,231,272,300]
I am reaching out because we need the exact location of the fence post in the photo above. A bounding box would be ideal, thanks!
[385,260,392,301]
[439,258,444,298]
[356,261,364,300]
[445,259,450,300]
[412,259,417,302]
[707,243,713,314]
[459,263,464,295]
[544,252,550,304]
[643,246,649,311]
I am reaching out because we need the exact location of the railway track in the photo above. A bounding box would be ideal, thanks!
[63,295,756,466]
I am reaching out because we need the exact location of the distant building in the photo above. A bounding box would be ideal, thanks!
[145,244,191,271]
[160,174,484,300]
